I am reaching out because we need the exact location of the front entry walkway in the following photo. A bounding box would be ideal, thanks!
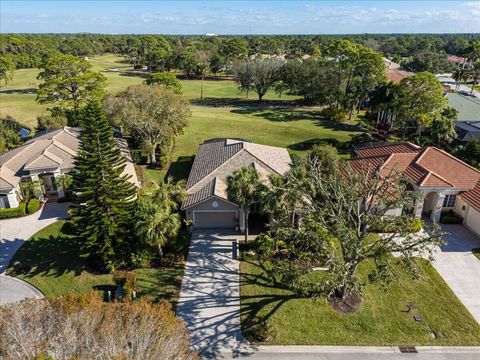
[177,230,254,359]
[431,224,480,324]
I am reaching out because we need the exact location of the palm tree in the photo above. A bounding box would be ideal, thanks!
[148,177,186,209]
[135,198,181,257]
[136,177,186,257]
[468,61,480,96]
[227,166,261,244]
[452,67,465,92]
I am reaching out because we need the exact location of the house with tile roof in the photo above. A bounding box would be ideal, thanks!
[0,127,140,209]
[181,138,292,230]
[353,142,480,236]
[445,93,480,143]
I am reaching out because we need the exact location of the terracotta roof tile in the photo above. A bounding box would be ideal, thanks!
[459,180,480,212]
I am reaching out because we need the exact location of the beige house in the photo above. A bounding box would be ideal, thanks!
[0,127,140,209]
[352,142,480,236]
[181,139,292,230]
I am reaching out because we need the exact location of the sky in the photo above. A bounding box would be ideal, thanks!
[1,0,480,35]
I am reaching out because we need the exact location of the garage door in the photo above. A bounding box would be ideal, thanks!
[193,211,236,229]
[466,207,480,237]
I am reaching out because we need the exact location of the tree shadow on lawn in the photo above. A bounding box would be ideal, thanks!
[239,259,301,335]
[135,265,185,307]
[288,138,353,155]
[190,97,296,108]
[0,88,37,95]
[116,70,148,79]
[12,221,92,279]
[165,155,194,181]
[233,107,362,129]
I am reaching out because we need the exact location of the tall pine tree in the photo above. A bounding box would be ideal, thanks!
[71,100,137,271]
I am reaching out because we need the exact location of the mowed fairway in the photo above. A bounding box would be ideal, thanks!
[0,54,297,128]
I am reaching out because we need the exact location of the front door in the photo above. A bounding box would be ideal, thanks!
[42,175,57,194]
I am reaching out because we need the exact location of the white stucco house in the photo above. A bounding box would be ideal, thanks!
[181,138,292,230]
[352,142,480,236]
[0,127,140,209]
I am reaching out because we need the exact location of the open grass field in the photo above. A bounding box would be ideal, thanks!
[240,258,480,346]
[6,220,184,304]
[0,54,296,128]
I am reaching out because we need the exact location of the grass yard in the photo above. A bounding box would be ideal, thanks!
[0,54,297,129]
[6,220,184,304]
[473,248,480,261]
[240,258,480,346]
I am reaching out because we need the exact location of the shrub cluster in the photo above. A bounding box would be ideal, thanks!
[0,294,197,360]
[321,107,347,123]
[0,199,41,219]
[440,210,463,224]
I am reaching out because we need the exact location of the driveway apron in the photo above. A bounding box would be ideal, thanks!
[431,225,480,324]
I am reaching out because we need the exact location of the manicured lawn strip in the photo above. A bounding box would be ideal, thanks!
[6,220,184,304]
[473,248,480,261]
[240,258,480,345]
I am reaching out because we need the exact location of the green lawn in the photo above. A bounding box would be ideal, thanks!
[6,220,184,304]
[240,258,480,346]
[473,248,480,261]
[0,54,296,128]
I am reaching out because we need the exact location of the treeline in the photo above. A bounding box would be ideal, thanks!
[1,33,479,73]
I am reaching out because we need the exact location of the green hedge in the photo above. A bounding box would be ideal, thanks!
[440,210,463,224]
[0,199,41,219]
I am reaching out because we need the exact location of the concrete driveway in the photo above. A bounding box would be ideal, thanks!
[0,201,70,304]
[177,230,254,359]
[431,224,480,324]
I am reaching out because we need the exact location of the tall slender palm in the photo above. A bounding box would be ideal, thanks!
[468,61,480,96]
[452,67,465,92]
[227,166,261,244]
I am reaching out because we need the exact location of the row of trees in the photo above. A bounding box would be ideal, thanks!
[233,40,386,116]
[2,33,478,71]
[228,145,441,308]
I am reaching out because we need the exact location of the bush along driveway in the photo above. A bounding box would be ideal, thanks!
[0,201,70,304]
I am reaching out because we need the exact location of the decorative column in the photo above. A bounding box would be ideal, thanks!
[431,193,445,223]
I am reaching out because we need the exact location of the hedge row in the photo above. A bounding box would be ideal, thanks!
[0,199,41,219]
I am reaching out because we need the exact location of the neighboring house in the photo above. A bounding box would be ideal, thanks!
[445,93,480,143]
[352,142,480,236]
[181,138,292,230]
[447,54,470,68]
[0,127,140,209]
[383,57,413,84]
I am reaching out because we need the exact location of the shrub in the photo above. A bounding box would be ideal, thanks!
[440,210,463,224]
[372,217,423,233]
[244,318,276,343]
[113,270,137,301]
[0,200,41,219]
[130,249,155,268]
[26,199,40,214]
[321,107,347,122]
[0,295,197,360]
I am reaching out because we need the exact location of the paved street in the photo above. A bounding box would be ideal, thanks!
[0,201,70,304]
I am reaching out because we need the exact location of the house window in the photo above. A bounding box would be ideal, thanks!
[443,194,456,208]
